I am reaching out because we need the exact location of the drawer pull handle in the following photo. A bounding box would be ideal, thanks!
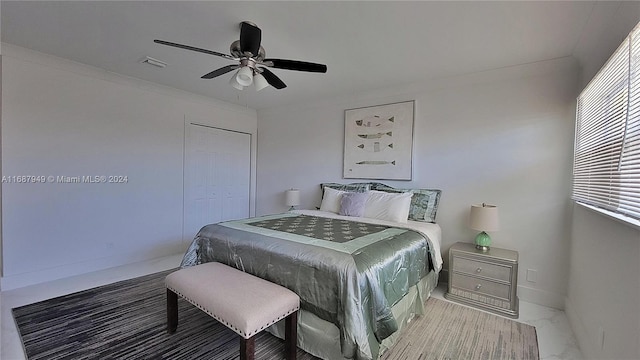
[475,284,482,290]
[476,267,482,273]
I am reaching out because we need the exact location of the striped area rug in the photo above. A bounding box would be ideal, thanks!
[13,269,538,360]
[381,299,539,360]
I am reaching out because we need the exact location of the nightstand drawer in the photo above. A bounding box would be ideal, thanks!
[453,257,512,282]
[451,273,511,300]
[445,242,519,318]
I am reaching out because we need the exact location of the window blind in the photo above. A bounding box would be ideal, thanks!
[573,22,640,220]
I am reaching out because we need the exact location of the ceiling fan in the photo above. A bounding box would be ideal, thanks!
[154,21,327,91]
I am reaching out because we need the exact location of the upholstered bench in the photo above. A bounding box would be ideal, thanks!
[165,262,300,360]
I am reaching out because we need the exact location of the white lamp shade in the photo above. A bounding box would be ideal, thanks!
[229,72,244,90]
[285,189,300,207]
[236,66,253,86]
[469,204,500,232]
[253,73,269,91]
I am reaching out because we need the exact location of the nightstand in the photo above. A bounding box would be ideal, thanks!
[444,242,519,318]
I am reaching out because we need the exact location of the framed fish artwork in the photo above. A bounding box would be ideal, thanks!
[343,100,414,180]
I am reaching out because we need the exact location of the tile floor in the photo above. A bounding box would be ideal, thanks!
[1,254,583,359]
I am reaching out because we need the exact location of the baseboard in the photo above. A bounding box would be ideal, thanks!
[517,285,565,309]
[1,250,181,291]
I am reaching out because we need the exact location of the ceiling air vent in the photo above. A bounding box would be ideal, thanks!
[140,56,167,68]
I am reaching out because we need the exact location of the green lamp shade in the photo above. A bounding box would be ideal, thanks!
[475,231,492,248]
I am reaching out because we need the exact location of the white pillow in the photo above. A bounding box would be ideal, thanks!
[363,190,412,223]
[319,187,346,213]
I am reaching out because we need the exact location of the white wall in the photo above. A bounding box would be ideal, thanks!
[566,205,639,359]
[565,4,640,359]
[257,57,578,308]
[1,44,257,289]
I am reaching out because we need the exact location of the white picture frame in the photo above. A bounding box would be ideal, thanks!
[343,100,414,180]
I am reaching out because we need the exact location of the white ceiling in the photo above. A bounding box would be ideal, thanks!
[0,1,627,110]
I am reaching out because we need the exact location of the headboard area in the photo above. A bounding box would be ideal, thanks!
[319,182,442,223]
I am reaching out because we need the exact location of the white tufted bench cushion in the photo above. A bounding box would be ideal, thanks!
[165,262,300,360]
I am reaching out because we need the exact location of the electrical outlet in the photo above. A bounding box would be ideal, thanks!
[526,269,538,283]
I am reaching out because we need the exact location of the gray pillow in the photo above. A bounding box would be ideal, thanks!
[339,192,369,217]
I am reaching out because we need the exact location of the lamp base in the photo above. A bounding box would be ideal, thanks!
[474,231,491,252]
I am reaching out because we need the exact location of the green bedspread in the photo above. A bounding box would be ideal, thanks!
[181,213,433,360]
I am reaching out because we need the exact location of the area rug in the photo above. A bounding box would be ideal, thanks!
[381,299,539,360]
[13,269,538,360]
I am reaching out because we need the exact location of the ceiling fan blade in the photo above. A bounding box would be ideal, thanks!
[259,68,287,89]
[154,39,235,60]
[240,22,262,57]
[201,65,239,79]
[264,59,327,73]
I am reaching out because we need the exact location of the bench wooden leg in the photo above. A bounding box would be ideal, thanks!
[240,336,255,360]
[167,289,178,334]
[285,311,298,360]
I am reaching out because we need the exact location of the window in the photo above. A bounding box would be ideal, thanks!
[573,22,640,221]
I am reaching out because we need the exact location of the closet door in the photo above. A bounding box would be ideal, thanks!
[184,124,251,241]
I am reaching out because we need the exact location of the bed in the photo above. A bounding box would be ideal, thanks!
[180,183,443,360]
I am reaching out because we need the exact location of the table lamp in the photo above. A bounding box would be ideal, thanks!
[469,203,499,251]
[285,189,300,211]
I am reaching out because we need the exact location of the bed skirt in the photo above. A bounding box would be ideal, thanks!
[266,270,439,360]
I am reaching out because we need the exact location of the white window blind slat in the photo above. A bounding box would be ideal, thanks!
[573,22,640,221]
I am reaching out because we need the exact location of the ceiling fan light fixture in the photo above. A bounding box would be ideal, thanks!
[229,71,244,90]
[236,66,253,86]
[253,73,269,91]
[155,21,326,93]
